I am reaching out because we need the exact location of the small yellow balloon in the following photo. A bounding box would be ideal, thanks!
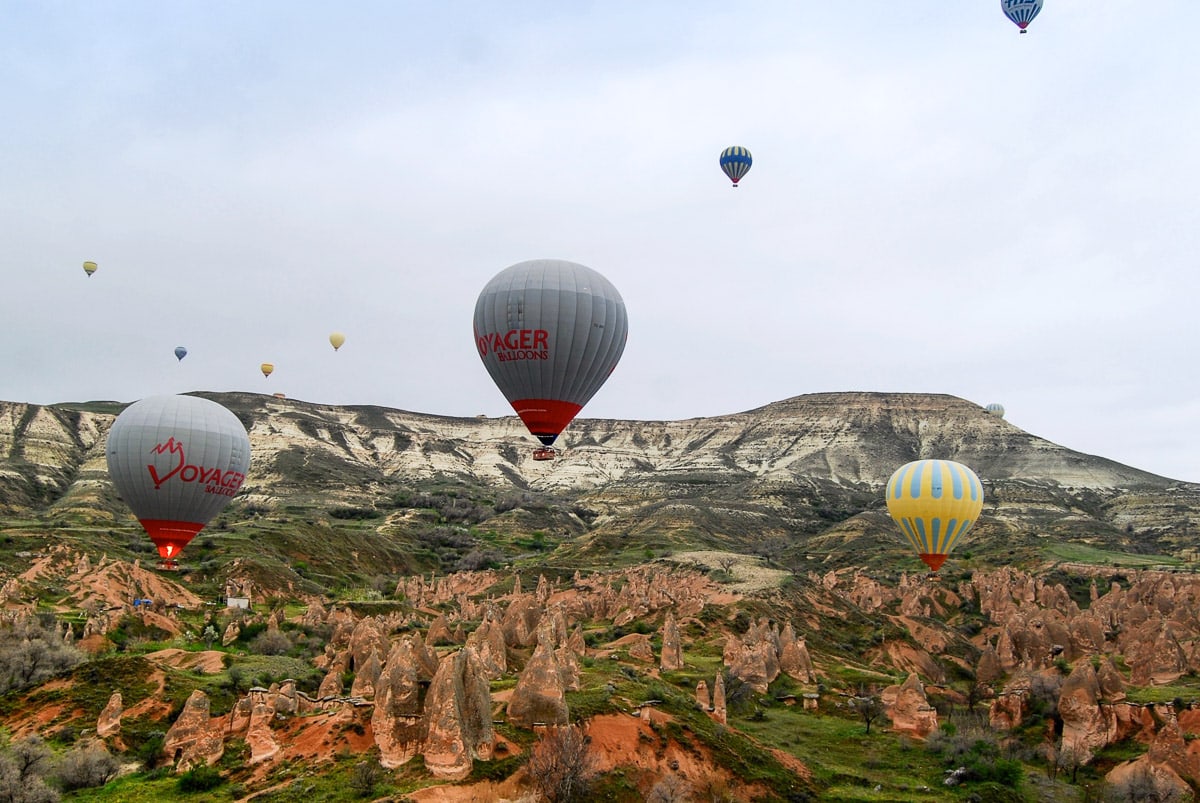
[260,363,275,378]
[82,261,97,277]
[329,332,346,351]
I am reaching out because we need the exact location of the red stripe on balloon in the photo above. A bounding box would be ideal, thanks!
[510,398,583,444]
[139,519,205,560]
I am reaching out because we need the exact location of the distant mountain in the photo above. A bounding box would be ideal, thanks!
[1,391,1196,582]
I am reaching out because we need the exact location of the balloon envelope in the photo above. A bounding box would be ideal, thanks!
[260,363,274,378]
[329,332,346,351]
[885,459,984,572]
[83,261,97,277]
[1001,0,1042,31]
[719,146,752,186]
[985,403,1005,418]
[473,259,628,447]
[105,395,250,561]
[174,346,188,361]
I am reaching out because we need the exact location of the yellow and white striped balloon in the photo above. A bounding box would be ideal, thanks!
[885,459,984,572]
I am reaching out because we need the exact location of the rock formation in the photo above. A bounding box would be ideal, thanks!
[506,634,569,728]
[247,701,280,764]
[96,691,122,738]
[372,637,427,768]
[881,673,938,739]
[713,673,727,725]
[422,647,494,780]
[163,690,224,770]
[660,613,683,671]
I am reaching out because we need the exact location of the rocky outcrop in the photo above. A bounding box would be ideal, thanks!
[163,690,224,770]
[1058,661,1112,763]
[506,636,568,728]
[660,613,683,671]
[778,624,816,684]
[427,614,455,646]
[350,648,383,698]
[713,673,727,725]
[727,639,780,694]
[96,691,122,738]
[1106,717,1198,802]
[247,701,280,764]
[372,637,428,768]
[881,674,938,739]
[422,648,494,780]
[465,611,507,679]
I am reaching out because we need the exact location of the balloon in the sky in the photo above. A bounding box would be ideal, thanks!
[473,259,628,460]
[985,403,1005,418]
[83,261,98,277]
[105,394,250,562]
[719,146,752,187]
[1001,0,1042,33]
[885,459,984,573]
[260,363,274,378]
[329,332,346,351]
[174,346,188,361]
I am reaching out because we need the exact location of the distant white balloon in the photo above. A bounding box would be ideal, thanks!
[985,403,1005,419]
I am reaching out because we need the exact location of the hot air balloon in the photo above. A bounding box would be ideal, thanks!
[1001,0,1042,33]
[985,403,1005,418]
[83,261,97,277]
[329,332,346,351]
[260,363,274,378]
[885,459,984,573]
[174,346,188,361]
[719,146,752,187]
[473,259,628,461]
[105,394,250,565]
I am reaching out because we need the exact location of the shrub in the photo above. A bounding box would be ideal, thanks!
[528,725,597,802]
[177,764,224,793]
[349,758,383,798]
[0,617,84,693]
[132,731,166,771]
[249,629,293,656]
[0,735,59,802]
[55,743,119,791]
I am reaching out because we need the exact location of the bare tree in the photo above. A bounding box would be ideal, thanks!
[349,758,383,798]
[0,618,83,694]
[850,693,886,735]
[528,725,597,803]
[647,774,693,802]
[696,776,740,803]
[1056,745,1085,785]
[0,735,60,803]
[55,742,119,792]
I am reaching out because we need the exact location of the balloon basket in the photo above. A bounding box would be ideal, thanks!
[532,447,557,461]
[157,559,181,572]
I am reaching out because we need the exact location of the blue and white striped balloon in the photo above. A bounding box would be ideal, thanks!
[1002,0,1043,33]
[719,146,752,186]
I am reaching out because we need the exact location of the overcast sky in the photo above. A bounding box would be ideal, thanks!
[4,1,1199,482]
